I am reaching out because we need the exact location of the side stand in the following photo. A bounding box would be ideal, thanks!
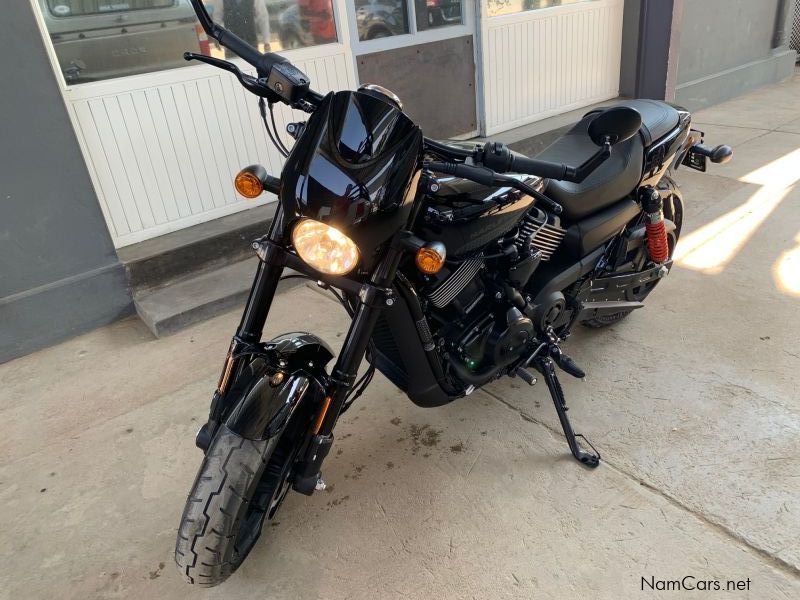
[534,356,600,468]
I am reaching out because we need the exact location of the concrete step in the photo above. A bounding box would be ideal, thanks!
[134,258,310,337]
[118,204,276,293]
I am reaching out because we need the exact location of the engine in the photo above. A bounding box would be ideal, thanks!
[419,206,567,378]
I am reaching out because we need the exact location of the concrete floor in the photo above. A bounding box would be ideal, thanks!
[3,72,800,599]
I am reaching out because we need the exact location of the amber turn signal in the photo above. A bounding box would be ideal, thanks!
[234,170,264,199]
[415,242,446,275]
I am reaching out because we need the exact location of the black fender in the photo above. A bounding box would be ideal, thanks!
[224,332,333,441]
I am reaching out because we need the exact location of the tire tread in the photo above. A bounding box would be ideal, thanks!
[174,426,270,587]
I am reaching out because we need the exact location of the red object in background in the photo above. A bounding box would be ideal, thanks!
[196,23,211,55]
[298,0,336,42]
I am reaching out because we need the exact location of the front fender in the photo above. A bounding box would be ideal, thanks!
[224,333,332,441]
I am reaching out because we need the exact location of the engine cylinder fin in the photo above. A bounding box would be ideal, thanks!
[530,223,567,261]
[519,213,566,261]
[427,258,484,308]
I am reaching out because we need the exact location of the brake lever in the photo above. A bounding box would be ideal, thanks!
[184,52,274,98]
[426,161,564,216]
[495,174,564,216]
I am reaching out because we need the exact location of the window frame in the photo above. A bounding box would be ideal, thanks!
[44,0,177,18]
[32,0,351,91]
[347,0,475,56]
[486,0,601,20]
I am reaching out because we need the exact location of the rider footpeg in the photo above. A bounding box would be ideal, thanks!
[552,351,585,379]
[515,366,538,386]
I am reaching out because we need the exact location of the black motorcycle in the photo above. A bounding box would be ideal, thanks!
[176,0,732,586]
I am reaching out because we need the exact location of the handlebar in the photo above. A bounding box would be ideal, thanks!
[423,139,611,185]
[480,141,572,180]
[426,161,564,215]
[185,0,589,216]
[188,0,315,107]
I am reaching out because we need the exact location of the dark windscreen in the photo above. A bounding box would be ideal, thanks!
[47,0,176,17]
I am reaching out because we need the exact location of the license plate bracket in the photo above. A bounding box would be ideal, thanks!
[683,150,707,172]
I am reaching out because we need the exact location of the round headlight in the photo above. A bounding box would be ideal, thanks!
[292,219,360,275]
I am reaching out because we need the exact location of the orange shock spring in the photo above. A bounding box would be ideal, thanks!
[640,187,670,263]
[646,220,670,263]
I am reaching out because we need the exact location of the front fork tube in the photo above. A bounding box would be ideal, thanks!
[203,259,285,438]
[206,212,402,479]
[204,212,287,436]
[292,246,402,491]
[315,242,403,436]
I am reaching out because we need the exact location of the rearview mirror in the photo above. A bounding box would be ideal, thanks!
[588,107,642,146]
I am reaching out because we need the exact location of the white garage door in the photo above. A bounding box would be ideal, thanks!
[480,0,625,136]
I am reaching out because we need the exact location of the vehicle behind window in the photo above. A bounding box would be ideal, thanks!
[40,0,203,82]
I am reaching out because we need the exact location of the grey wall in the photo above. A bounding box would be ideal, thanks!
[0,2,133,363]
[675,0,797,108]
[679,0,778,83]
[619,0,642,98]
[357,36,477,139]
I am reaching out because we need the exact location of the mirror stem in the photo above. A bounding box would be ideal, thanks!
[566,143,612,184]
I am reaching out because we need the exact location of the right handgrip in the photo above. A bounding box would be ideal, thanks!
[481,141,571,180]
[509,155,570,181]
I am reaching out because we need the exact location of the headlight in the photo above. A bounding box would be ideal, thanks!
[291,219,360,275]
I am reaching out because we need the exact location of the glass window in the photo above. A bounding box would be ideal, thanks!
[269,0,338,50]
[39,0,337,84]
[488,0,596,18]
[415,0,463,32]
[353,0,410,41]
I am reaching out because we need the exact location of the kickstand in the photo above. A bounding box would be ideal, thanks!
[535,357,600,468]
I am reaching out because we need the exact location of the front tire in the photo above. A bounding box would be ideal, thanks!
[175,425,286,586]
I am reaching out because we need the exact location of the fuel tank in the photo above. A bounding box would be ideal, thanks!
[279,90,423,268]
[421,175,542,257]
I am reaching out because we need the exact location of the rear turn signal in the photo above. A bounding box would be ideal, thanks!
[416,242,446,275]
[234,170,264,199]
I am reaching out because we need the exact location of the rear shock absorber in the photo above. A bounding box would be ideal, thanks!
[639,186,670,263]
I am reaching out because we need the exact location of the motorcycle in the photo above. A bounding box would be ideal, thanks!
[175,0,732,586]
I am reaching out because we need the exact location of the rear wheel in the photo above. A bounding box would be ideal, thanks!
[174,422,301,586]
[582,178,683,328]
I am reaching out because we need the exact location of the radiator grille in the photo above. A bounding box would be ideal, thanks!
[369,314,408,389]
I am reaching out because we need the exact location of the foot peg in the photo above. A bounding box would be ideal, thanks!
[515,366,538,386]
[535,356,600,468]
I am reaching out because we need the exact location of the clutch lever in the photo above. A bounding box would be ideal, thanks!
[184,52,274,99]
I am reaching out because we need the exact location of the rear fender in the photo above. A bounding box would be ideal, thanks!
[224,333,333,441]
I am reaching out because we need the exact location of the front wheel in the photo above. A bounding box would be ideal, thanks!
[174,424,295,586]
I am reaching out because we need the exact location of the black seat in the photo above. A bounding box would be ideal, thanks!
[537,100,680,221]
